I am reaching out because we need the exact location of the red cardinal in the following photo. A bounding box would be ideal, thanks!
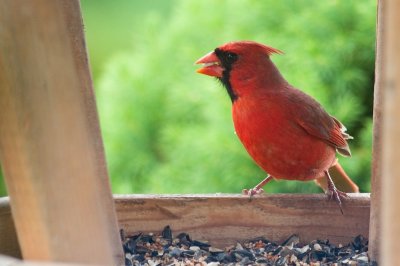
[195,41,358,213]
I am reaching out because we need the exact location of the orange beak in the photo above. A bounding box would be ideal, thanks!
[195,51,224,78]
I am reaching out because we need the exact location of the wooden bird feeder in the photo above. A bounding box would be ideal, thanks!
[0,0,397,265]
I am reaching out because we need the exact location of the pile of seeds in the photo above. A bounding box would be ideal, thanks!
[122,226,374,266]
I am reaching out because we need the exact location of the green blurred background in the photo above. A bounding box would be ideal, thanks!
[0,0,376,196]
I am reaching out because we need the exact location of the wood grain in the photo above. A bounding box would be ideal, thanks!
[369,0,383,263]
[0,1,122,264]
[380,0,400,265]
[115,194,370,248]
[0,194,371,257]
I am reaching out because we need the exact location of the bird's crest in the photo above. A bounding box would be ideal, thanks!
[257,43,284,56]
[221,41,284,56]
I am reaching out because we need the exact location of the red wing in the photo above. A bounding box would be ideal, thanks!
[286,87,352,157]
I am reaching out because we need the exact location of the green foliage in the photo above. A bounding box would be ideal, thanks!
[0,1,375,197]
[80,0,176,79]
[0,169,6,197]
[93,0,376,194]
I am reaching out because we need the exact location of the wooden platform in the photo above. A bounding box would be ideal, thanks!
[1,193,370,258]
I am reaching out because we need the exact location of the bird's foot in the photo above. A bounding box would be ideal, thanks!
[242,187,265,197]
[242,175,272,201]
[325,170,349,215]
[327,187,349,201]
[326,187,348,215]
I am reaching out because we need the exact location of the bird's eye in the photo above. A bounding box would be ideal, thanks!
[225,52,238,64]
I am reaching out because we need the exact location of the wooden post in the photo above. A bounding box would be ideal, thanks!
[381,0,400,264]
[0,1,123,264]
[368,0,383,263]
[371,0,400,264]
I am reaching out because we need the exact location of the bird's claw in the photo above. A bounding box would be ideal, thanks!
[326,187,348,215]
[327,189,349,200]
[242,187,264,201]
[324,170,348,215]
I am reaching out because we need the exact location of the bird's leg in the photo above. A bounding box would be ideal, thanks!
[242,175,273,197]
[324,170,349,214]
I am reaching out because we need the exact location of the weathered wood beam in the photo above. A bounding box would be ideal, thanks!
[369,0,383,263]
[0,1,123,264]
[0,194,371,257]
[116,194,370,247]
[379,0,400,265]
